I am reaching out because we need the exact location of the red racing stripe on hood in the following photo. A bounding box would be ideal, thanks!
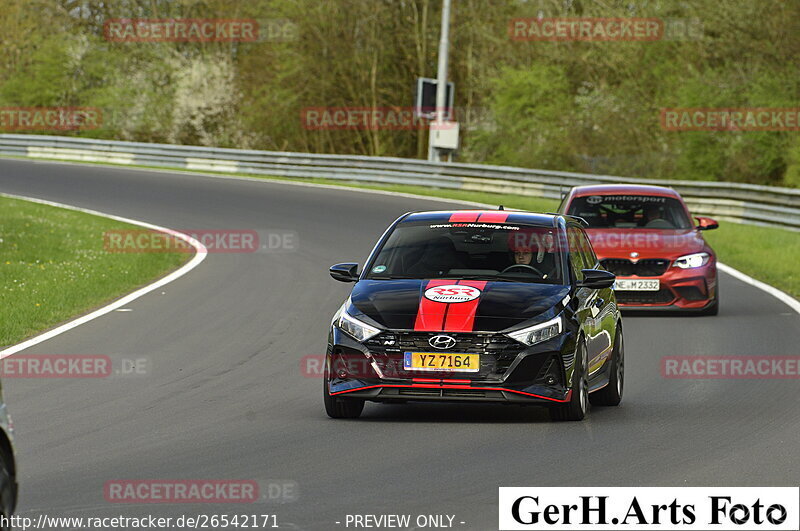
[414,280,487,332]
[413,279,452,331]
[442,281,487,332]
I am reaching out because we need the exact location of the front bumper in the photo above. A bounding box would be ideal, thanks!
[326,327,575,406]
[613,262,717,310]
[330,379,572,404]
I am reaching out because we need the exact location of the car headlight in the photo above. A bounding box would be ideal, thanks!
[673,252,710,269]
[506,315,563,346]
[336,305,381,342]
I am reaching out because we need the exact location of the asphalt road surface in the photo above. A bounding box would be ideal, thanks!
[1,158,798,530]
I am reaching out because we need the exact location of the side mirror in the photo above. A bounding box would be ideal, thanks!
[329,263,359,282]
[695,216,719,231]
[578,269,616,289]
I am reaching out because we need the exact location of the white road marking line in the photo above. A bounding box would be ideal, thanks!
[717,262,800,315]
[0,192,208,358]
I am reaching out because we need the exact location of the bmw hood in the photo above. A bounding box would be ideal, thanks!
[348,279,569,332]
[586,228,707,259]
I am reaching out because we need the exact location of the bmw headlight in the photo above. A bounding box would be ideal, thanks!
[506,315,563,346]
[336,305,381,342]
[673,252,710,269]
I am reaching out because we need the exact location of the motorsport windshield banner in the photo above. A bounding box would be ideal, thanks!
[499,488,799,530]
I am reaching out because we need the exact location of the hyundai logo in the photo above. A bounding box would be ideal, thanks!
[429,335,457,350]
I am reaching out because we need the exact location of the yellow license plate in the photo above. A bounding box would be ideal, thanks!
[403,352,480,372]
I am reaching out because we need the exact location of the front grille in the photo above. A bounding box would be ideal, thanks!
[615,289,675,305]
[364,332,521,379]
[601,258,670,277]
[399,387,440,397]
[375,332,517,352]
[391,387,502,399]
[443,389,487,398]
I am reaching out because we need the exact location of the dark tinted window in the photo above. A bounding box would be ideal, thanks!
[566,227,589,281]
[577,228,598,267]
[365,221,565,284]
[567,194,692,229]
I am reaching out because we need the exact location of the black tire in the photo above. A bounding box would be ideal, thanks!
[550,341,588,421]
[0,450,15,531]
[323,369,364,419]
[590,325,624,407]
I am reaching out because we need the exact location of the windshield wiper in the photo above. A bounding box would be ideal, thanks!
[492,274,556,283]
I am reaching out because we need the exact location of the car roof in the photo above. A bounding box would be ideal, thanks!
[569,183,682,199]
[400,210,567,227]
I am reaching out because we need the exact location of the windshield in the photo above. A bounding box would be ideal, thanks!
[365,221,565,284]
[567,195,692,229]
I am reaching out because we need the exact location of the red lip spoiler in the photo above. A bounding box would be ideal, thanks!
[331,383,572,403]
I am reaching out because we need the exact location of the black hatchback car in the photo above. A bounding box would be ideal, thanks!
[325,210,624,421]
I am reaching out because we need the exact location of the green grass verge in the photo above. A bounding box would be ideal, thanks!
[0,196,188,347]
[4,154,799,300]
[703,223,800,299]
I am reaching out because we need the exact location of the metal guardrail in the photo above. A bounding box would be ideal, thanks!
[1,134,798,231]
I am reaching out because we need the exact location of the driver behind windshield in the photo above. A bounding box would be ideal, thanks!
[640,203,663,225]
[513,249,534,265]
[638,203,675,228]
[506,229,554,279]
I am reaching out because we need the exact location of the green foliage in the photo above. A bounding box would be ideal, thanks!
[467,65,573,169]
[786,138,800,188]
[1,37,65,105]
[663,69,796,185]
[0,0,798,185]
